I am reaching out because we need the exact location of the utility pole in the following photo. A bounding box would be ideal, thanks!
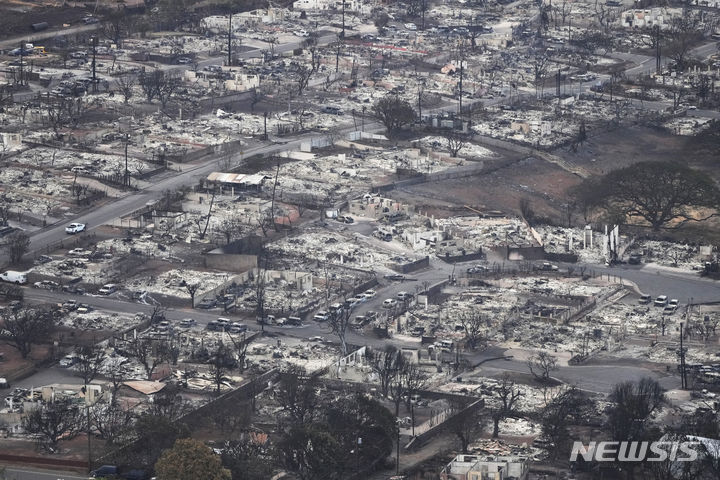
[263,111,268,140]
[341,0,346,39]
[418,87,422,118]
[336,37,340,72]
[654,24,661,74]
[396,421,400,475]
[124,133,129,188]
[91,35,98,93]
[18,42,25,87]
[228,11,233,66]
[679,322,687,389]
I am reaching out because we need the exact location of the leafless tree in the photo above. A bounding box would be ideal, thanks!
[139,70,162,103]
[491,373,523,437]
[531,52,549,99]
[101,9,130,47]
[327,297,352,356]
[157,74,182,109]
[593,0,619,33]
[401,362,427,411]
[367,345,403,397]
[664,12,705,72]
[527,351,559,383]
[22,400,83,452]
[90,402,134,445]
[126,337,168,380]
[115,73,135,104]
[209,343,234,394]
[185,283,200,307]
[442,129,469,157]
[257,208,274,237]
[104,356,126,406]
[43,94,88,138]
[449,401,486,453]
[295,66,313,96]
[227,333,251,373]
[74,345,106,385]
[216,214,243,245]
[459,312,487,349]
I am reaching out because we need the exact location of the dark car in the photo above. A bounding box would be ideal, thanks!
[628,254,642,265]
[197,298,217,309]
[123,469,148,480]
[90,465,118,478]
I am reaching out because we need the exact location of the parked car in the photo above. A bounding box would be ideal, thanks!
[228,322,248,333]
[59,355,79,368]
[33,280,59,290]
[97,284,118,295]
[654,295,668,307]
[628,254,642,265]
[179,318,197,328]
[383,298,397,308]
[197,298,217,309]
[384,274,405,281]
[90,465,118,478]
[638,294,652,305]
[363,289,376,299]
[65,222,86,234]
[313,311,330,322]
[396,291,413,301]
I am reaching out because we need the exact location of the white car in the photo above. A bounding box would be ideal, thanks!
[65,223,86,234]
[383,298,397,308]
[363,289,377,299]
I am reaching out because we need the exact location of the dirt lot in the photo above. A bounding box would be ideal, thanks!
[565,123,719,176]
[391,123,720,242]
[0,4,89,38]
[392,153,579,220]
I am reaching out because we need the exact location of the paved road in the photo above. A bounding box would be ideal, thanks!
[578,262,720,304]
[1,467,88,480]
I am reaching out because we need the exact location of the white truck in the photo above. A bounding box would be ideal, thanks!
[0,271,27,284]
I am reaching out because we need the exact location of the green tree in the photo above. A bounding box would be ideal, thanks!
[131,414,190,468]
[221,434,274,480]
[277,425,343,480]
[155,438,230,480]
[326,394,395,468]
[570,161,720,230]
[372,95,416,136]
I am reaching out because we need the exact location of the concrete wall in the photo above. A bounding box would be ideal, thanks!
[390,256,430,274]
[204,253,257,272]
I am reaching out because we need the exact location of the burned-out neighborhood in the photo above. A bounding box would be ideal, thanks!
[0,0,720,479]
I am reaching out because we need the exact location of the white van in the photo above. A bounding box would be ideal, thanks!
[0,271,27,284]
